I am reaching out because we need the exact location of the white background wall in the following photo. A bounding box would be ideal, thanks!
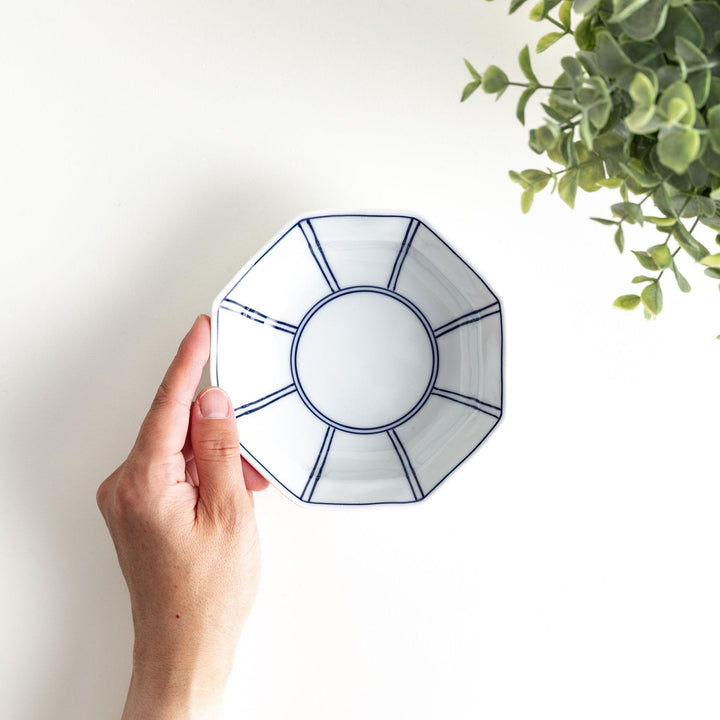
[2,1,719,718]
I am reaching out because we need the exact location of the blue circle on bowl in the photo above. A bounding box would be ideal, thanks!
[290,285,439,434]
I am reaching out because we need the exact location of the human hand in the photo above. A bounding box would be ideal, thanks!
[96,314,269,720]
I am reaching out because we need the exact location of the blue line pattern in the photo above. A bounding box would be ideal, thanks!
[301,426,335,502]
[387,429,424,500]
[434,302,500,339]
[431,388,501,419]
[290,285,439,434]
[220,299,298,334]
[235,384,297,418]
[387,218,420,291]
[299,220,340,293]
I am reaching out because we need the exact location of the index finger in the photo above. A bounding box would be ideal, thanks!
[133,315,211,459]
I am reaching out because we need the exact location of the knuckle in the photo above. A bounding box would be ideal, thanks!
[96,480,109,513]
[153,379,173,405]
[150,379,190,414]
[112,475,153,523]
[195,435,240,461]
[96,466,122,514]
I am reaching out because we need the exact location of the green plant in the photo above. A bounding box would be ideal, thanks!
[462,0,720,323]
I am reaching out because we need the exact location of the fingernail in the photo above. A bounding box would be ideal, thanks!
[198,387,230,419]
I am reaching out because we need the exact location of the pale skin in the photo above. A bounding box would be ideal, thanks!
[96,314,269,720]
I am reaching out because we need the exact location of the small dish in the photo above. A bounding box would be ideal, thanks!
[211,212,503,506]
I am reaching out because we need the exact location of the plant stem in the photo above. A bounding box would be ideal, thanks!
[507,81,572,91]
[543,16,567,31]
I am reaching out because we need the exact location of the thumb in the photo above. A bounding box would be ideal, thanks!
[190,386,250,520]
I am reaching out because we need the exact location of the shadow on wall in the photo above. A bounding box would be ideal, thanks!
[5,178,309,720]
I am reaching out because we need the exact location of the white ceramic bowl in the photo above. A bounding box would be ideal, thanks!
[211,212,503,506]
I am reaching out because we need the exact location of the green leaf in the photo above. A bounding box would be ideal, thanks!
[575,142,605,190]
[579,114,593,150]
[575,15,595,50]
[708,105,720,154]
[628,71,656,107]
[624,72,663,133]
[529,1,544,20]
[614,294,642,309]
[700,252,720,267]
[528,125,556,153]
[482,65,509,94]
[673,222,709,261]
[559,0,572,28]
[664,97,689,125]
[704,267,720,278]
[615,225,625,253]
[520,169,552,189]
[509,169,530,189]
[653,184,677,218]
[641,281,663,315]
[700,215,720,231]
[537,31,565,53]
[518,45,539,85]
[658,81,696,127]
[632,250,660,270]
[620,160,658,188]
[671,261,691,292]
[644,216,676,227]
[558,169,578,208]
[611,0,654,24]
[464,59,482,81]
[516,86,536,124]
[521,188,535,213]
[649,243,672,268]
[561,56,584,87]
[675,37,710,106]
[657,127,700,174]
[560,132,578,165]
[614,0,670,42]
[612,202,645,225]
[461,79,481,102]
[595,31,634,76]
[689,2,720,52]
[509,0,530,13]
[530,0,564,20]
[579,77,612,129]
[597,177,624,188]
[658,6,703,50]
[657,65,684,90]
[632,275,655,283]
[574,0,601,13]
[590,217,618,225]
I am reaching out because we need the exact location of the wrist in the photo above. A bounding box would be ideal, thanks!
[122,642,234,720]
[122,663,228,720]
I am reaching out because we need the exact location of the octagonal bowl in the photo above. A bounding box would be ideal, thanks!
[211,212,503,506]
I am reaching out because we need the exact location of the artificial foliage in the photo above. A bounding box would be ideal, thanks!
[463,0,720,322]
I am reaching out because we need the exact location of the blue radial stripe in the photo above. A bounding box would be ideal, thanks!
[387,218,420,291]
[387,429,423,500]
[235,384,297,418]
[431,388,501,419]
[301,426,335,502]
[220,298,297,334]
[434,302,500,339]
[299,220,340,292]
